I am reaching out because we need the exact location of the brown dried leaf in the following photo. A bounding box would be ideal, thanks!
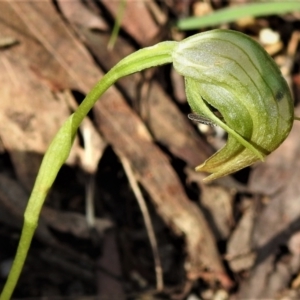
[0,54,70,189]
[238,121,300,298]
[57,0,109,31]
[3,1,101,92]
[200,184,234,241]
[0,1,105,188]
[226,201,256,272]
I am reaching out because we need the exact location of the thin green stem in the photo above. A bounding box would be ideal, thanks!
[0,40,177,300]
[0,222,36,300]
[72,40,176,128]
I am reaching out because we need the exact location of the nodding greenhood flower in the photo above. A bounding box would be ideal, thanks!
[1,29,296,300]
[172,29,294,182]
[1,29,297,300]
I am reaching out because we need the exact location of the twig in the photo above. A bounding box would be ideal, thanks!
[85,173,96,228]
[119,154,164,291]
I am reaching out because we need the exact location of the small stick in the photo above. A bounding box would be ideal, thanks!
[85,174,96,228]
[119,155,164,291]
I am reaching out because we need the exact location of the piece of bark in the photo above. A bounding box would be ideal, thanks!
[0,54,71,190]
[57,0,109,31]
[1,2,100,91]
[226,202,256,272]
[238,121,300,298]
[0,2,100,189]
[199,184,234,241]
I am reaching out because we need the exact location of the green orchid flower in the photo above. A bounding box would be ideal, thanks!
[173,29,294,182]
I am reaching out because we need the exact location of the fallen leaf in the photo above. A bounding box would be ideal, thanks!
[226,201,256,272]
[57,0,109,31]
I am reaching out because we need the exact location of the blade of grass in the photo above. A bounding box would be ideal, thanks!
[107,0,126,50]
[177,2,300,30]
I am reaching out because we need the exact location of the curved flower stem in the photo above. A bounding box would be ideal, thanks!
[0,41,177,300]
